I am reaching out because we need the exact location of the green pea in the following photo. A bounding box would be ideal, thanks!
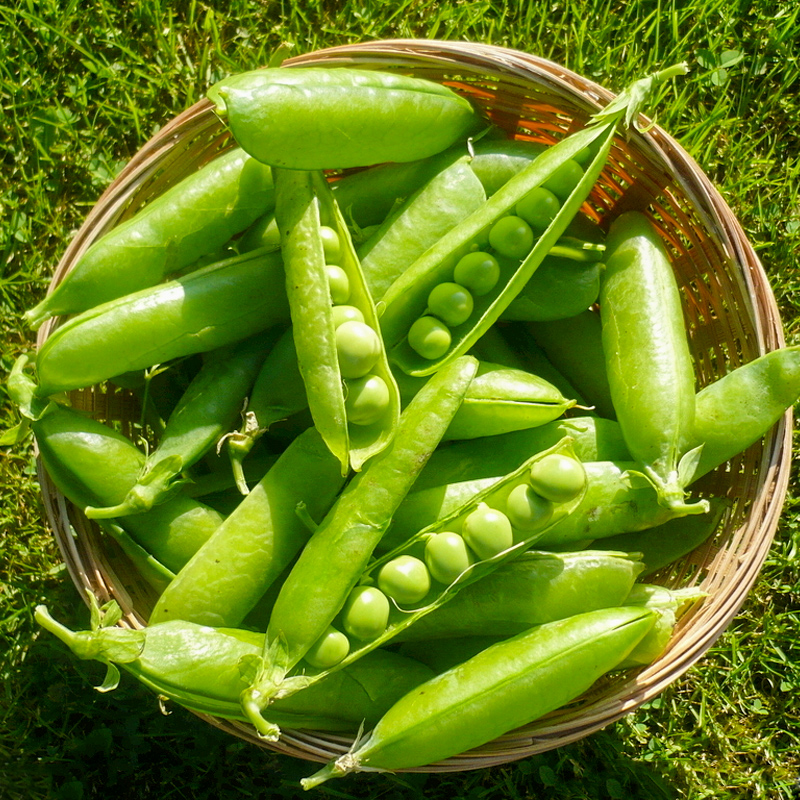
[453,251,500,296]
[529,453,587,502]
[461,502,513,560]
[342,586,391,641]
[331,304,365,328]
[424,531,472,585]
[378,555,431,606]
[326,264,350,304]
[305,626,350,669]
[408,316,452,360]
[345,374,391,426]
[542,159,584,201]
[427,282,474,327]
[515,186,561,231]
[505,483,554,532]
[488,215,534,259]
[319,225,342,263]
[335,320,382,379]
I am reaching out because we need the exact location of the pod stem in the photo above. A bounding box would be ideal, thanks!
[300,757,355,790]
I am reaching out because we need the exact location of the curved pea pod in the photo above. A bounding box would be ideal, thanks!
[393,549,645,642]
[85,329,279,519]
[207,67,482,171]
[149,426,347,628]
[358,157,487,299]
[32,405,224,576]
[34,248,290,397]
[413,416,629,493]
[34,601,435,733]
[691,345,800,479]
[302,605,656,784]
[24,148,275,331]
[274,168,401,474]
[599,211,706,514]
[395,360,575,441]
[378,65,688,377]
[527,309,616,419]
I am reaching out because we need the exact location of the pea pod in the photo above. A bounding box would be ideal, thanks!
[207,67,482,170]
[394,360,576,441]
[85,329,280,519]
[378,65,688,377]
[32,404,223,576]
[302,606,656,784]
[599,211,705,513]
[24,148,275,330]
[274,168,401,474]
[149,426,346,628]
[34,248,290,397]
[34,601,435,733]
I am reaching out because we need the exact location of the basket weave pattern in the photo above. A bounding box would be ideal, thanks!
[35,40,790,770]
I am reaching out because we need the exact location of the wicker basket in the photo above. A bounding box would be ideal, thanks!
[36,40,791,770]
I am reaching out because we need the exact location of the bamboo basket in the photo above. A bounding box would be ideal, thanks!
[35,40,791,771]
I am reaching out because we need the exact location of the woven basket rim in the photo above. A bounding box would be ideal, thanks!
[36,38,790,771]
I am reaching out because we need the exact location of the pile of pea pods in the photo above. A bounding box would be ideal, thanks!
[16,63,800,785]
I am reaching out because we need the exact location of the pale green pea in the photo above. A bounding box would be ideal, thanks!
[326,264,350,304]
[461,503,513,560]
[529,453,587,502]
[453,251,500,296]
[342,586,391,640]
[505,484,554,532]
[408,316,452,360]
[424,532,472,585]
[336,320,382,379]
[345,374,391,426]
[305,626,351,669]
[427,282,474,327]
[319,225,342,262]
[377,555,431,606]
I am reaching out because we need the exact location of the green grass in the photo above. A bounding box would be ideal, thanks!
[2,1,800,798]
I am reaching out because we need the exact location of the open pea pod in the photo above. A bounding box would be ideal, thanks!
[241,437,588,737]
[379,65,688,377]
[274,168,401,475]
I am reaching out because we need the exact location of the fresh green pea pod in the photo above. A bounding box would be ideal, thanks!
[592,497,730,575]
[527,310,616,419]
[691,345,800,479]
[274,169,401,474]
[239,357,478,738]
[378,65,688,377]
[395,359,575,441]
[465,137,548,195]
[85,329,280,519]
[208,67,482,170]
[599,211,705,513]
[302,606,656,784]
[24,148,275,331]
[358,158,487,299]
[413,416,629,493]
[34,601,435,733]
[34,248,290,397]
[149,426,347,628]
[393,549,644,642]
[32,405,223,576]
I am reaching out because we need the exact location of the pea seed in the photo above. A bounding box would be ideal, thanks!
[335,320,382,379]
[345,374,391,426]
[304,625,350,669]
[515,186,561,231]
[326,264,351,304]
[408,316,452,360]
[427,282,474,327]
[378,555,431,606]
[505,483,554,532]
[319,225,342,263]
[529,453,587,503]
[462,502,513,560]
[488,215,535,260]
[453,251,501,296]
[331,304,365,328]
[424,531,472,585]
[542,159,584,201]
[341,585,391,640]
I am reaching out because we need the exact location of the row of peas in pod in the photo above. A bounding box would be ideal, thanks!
[13,61,800,787]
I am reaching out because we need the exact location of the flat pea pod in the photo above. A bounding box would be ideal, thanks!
[302,606,656,783]
[207,67,481,171]
[394,360,575,441]
[85,329,279,519]
[34,603,435,733]
[358,157,487,299]
[34,248,289,397]
[378,66,688,377]
[24,148,275,331]
[32,404,223,577]
[393,549,644,642]
[240,357,478,737]
[599,211,704,513]
[527,310,616,419]
[225,327,307,495]
[149,426,346,628]
[274,168,400,474]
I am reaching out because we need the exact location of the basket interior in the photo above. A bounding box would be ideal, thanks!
[35,40,790,769]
